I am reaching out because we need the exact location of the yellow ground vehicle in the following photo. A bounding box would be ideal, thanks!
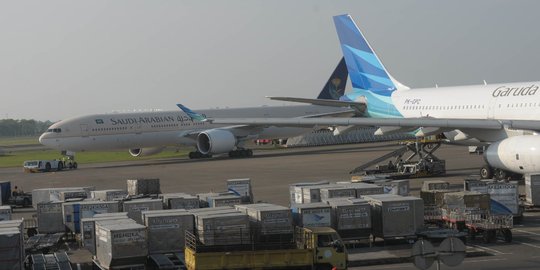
[184,227,348,270]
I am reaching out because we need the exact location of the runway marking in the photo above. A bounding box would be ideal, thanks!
[469,244,510,255]
[514,240,540,249]
[514,229,540,237]
[463,258,508,264]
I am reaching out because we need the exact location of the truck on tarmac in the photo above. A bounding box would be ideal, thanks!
[184,227,348,270]
[23,158,77,173]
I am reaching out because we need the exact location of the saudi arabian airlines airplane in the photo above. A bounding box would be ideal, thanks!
[187,14,540,178]
[39,58,360,159]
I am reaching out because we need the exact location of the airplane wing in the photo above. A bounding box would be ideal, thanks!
[205,117,540,131]
[267,96,366,108]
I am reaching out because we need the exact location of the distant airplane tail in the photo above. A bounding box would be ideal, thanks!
[316,57,348,100]
[333,14,407,117]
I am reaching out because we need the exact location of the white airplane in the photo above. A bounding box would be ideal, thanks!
[39,59,359,159]
[185,14,540,179]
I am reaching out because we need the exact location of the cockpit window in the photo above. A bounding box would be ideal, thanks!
[47,128,62,133]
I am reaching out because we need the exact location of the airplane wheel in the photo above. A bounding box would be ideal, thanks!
[494,169,507,180]
[480,166,493,179]
[57,162,63,171]
[73,162,78,169]
[45,163,51,172]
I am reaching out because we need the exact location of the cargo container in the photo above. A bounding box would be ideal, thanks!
[364,194,424,239]
[58,189,88,201]
[291,203,332,227]
[81,217,134,255]
[421,180,450,192]
[443,191,490,210]
[161,193,199,209]
[0,181,11,205]
[227,178,254,203]
[525,174,540,206]
[196,191,234,208]
[144,211,194,254]
[302,185,335,203]
[289,181,330,204]
[207,194,242,207]
[93,212,129,218]
[464,179,488,193]
[32,187,94,208]
[420,190,455,206]
[95,222,148,268]
[194,210,250,246]
[382,180,410,196]
[466,180,520,215]
[141,209,188,224]
[37,201,65,233]
[126,178,161,196]
[0,206,11,221]
[235,203,293,239]
[320,186,356,201]
[63,200,121,233]
[340,182,384,197]
[91,189,128,201]
[122,199,163,224]
[325,198,371,239]
[0,228,23,270]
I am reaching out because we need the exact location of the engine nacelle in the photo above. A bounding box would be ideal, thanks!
[197,129,236,155]
[485,135,540,174]
[129,147,165,157]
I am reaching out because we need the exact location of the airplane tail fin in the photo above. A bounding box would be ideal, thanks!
[316,57,348,100]
[333,14,408,98]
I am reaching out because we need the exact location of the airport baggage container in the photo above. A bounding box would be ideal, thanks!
[141,209,188,224]
[93,212,129,218]
[320,186,356,201]
[227,178,254,203]
[59,189,88,201]
[0,205,11,221]
[144,211,194,254]
[289,181,330,204]
[236,203,294,237]
[32,187,95,208]
[0,181,11,205]
[0,220,25,270]
[525,174,540,206]
[421,180,450,192]
[464,179,489,193]
[37,201,65,233]
[420,190,454,206]
[291,203,332,227]
[383,180,410,196]
[81,217,134,255]
[196,191,234,208]
[302,185,336,204]
[364,194,424,239]
[443,191,490,210]
[195,211,250,246]
[95,222,148,268]
[122,199,163,224]
[325,199,371,238]
[207,194,242,207]
[91,189,128,201]
[0,228,23,270]
[161,193,199,209]
[63,200,121,233]
[126,178,161,196]
[340,182,384,197]
[467,181,519,215]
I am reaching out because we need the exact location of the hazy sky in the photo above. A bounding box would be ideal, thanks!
[1,1,540,121]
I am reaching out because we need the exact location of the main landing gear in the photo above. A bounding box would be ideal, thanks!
[480,165,521,180]
[188,151,212,159]
[228,149,253,158]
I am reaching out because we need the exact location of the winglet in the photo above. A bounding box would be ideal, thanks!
[176,104,209,122]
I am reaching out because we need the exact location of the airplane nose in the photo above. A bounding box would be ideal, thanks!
[38,133,48,145]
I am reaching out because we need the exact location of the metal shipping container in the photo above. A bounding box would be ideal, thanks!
[144,212,194,254]
[161,193,199,209]
[37,201,65,233]
[95,222,148,268]
[320,187,356,201]
[526,174,540,206]
[421,180,450,192]
[236,204,293,235]
[443,191,490,210]
[419,190,455,206]
[207,195,242,207]
[341,183,384,197]
[0,220,24,270]
[126,178,161,196]
[227,178,254,203]
[364,194,424,239]
[0,228,23,270]
[291,203,332,227]
[92,189,128,201]
[0,206,11,221]
[141,209,188,224]
[326,199,371,235]
[0,181,11,205]
[195,211,250,246]
[93,212,129,218]
[464,179,489,193]
[63,200,121,233]
[302,185,333,204]
[122,199,163,224]
[32,187,95,208]
[81,217,134,255]
[289,181,330,205]
[383,180,410,196]
[59,190,88,201]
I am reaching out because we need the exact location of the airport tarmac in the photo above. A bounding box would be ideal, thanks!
[2,142,540,269]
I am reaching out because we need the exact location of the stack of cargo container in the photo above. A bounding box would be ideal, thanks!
[227,178,254,203]
[189,207,250,246]
[37,201,66,234]
[0,219,25,270]
[32,187,94,208]
[95,222,148,269]
[364,194,424,240]
[81,215,135,255]
[58,189,88,201]
[443,191,490,210]
[465,179,520,216]
[91,189,128,201]
[143,210,194,254]
[289,181,330,205]
[324,198,372,239]
[63,200,121,233]
[122,199,163,224]
[126,178,161,196]
[291,203,332,228]
[235,203,294,243]
[160,193,199,209]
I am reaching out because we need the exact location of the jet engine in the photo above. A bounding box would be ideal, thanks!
[485,135,540,175]
[129,147,165,157]
[197,129,236,155]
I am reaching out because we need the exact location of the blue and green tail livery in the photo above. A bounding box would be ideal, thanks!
[177,104,207,122]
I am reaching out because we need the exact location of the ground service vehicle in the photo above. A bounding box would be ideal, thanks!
[184,227,348,270]
[23,159,77,173]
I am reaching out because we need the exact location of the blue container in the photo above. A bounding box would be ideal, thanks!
[0,181,12,204]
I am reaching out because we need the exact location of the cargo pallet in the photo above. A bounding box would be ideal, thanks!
[441,208,513,243]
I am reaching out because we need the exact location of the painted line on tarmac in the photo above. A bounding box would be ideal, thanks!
[469,244,510,255]
[463,258,508,264]
[514,229,540,237]
[514,240,540,249]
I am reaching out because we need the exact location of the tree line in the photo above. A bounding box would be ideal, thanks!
[0,119,53,137]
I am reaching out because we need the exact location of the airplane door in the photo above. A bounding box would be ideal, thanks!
[80,124,89,137]
[487,96,497,119]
